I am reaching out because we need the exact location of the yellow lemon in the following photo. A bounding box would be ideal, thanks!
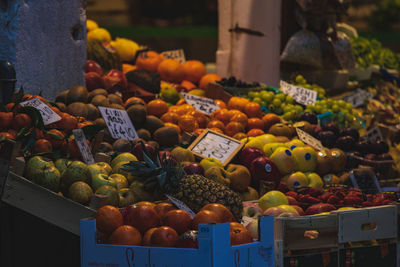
[87,28,112,42]
[110,37,139,62]
[86,19,98,32]
[188,89,205,96]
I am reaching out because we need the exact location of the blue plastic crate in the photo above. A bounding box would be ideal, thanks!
[80,216,274,267]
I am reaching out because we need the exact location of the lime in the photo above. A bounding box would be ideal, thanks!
[160,88,181,104]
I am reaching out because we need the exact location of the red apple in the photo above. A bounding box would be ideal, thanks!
[182,162,205,175]
[191,210,222,230]
[85,60,102,75]
[240,147,265,169]
[150,226,178,247]
[154,202,176,218]
[162,209,192,235]
[201,203,235,223]
[86,72,105,91]
[290,205,305,216]
[176,230,199,248]
[250,156,282,189]
[103,69,128,91]
[128,205,160,234]
[230,222,253,246]
[132,142,156,161]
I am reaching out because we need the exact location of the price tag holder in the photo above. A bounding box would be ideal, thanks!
[362,127,383,143]
[20,97,62,125]
[165,194,195,218]
[99,107,138,141]
[349,169,381,194]
[295,128,325,151]
[280,80,317,106]
[188,129,244,166]
[72,129,95,165]
[342,89,373,108]
[162,49,186,64]
[181,92,220,115]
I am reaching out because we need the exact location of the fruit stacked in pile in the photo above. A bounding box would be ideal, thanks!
[96,203,253,247]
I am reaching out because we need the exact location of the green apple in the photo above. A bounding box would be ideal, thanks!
[270,147,296,175]
[32,165,61,192]
[204,166,230,186]
[170,146,195,163]
[60,161,89,188]
[110,173,128,190]
[292,145,317,172]
[286,171,309,190]
[259,190,288,211]
[200,157,223,172]
[225,164,251,192]
[306,172,324,189]
[285,139,305,150]
[24,156,54,180]
[111,152,137,168]
[240,186,259,201]
[244,138,264,150]
[118,188,136,207]
[129,180,154,202]
[54,158,71,174]
[96,162,112,174]
[91,173,117,191]
[277,204,299,215]
[95,185,119,206]
[262,142,288,157]
[87,163,108,181]
[68,181,93,205]
[255,134,277,146]
[112,161,135,183]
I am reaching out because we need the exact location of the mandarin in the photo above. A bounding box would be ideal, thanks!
[207,120,225,132]
[147,99,169,117]
[227,97,249,112]
[157,59,185,83]
[178,114,198,133]
[230,112,248,128]
[182,60,206,83]
[160,112,179,124]
[136,51,163,73]
[199,73,222,89]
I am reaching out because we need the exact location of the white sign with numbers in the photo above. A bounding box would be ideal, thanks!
[342,89,373,108]
[162,49,186,64]
[20,98,61,125]
[362,127,383,143]
[72,129,95,165]
[280,80,317,106]
[99,107,138,141]
[296,128,325,151]
[181,92,220,115]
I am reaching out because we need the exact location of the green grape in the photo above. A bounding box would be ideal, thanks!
[326,99,333,107]
[319,100,327,106]
[262,92,274,103]
[337,100,346,107]
[282,112,293,121]
[303,84,312,89]
[306,104,314,111]
[283,105,293,113]
[275,93,286,102]
[253,97,262,104]
[295,75,306,84]
[294,105,303,113]
[314,105,322,114]
[285,95,294,104]
[248,91,256,98]
[272,98,282,107]
[275,106,283,115]
[304,109,313,113]
[332,104,340,113]
[345,103,353,110]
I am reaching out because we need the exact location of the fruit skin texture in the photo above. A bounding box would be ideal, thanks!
[199,73,222,89]
[162,209,192,235]
[0,112,13,131]
[32,165,61,192]
[12,113,32,130]
[250,156,282,189]
[136,51,163,73]
[182,60,206,83]
[191,210,222,230]
[305,203,337,215]
[128,205,160,234]
[151,226,179,247]
[96,205,123,235]
[201,203,235,223]
[68,181,93,205]
[34,139,53,154]
[230,222,253,246]
[292,146,317,172]
[259,190,288,211]
[270,147,296,175]
[60,160,90,188]
[109,225,142,246]
[157,59,185,83]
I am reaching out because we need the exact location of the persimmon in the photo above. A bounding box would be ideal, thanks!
[244,102,262,118]
[0,112,13,131]
[225,121,245,137]
[109,225,142,246]
[157,59,185,83]
[199,73,221,89]
[187,110,209,128]
[215,99,226,109]
[227,97,249,112]
[230,112,248,128]
[44,129,65,148]
[247,128,265,137]
[56,113,78,134]
[207,120,225,132]
[182,60,206,83]
[212,108,230,125]
[247,118,265,130]
[136,51,163,73]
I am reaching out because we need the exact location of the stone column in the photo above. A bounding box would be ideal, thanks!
[0,0,86,101]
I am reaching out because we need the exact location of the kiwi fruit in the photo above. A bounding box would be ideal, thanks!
[127,105,147,126]
[109,103,124,110]
[108,94,123,105]
[153,126,179,147]
[88,89,108,102]
[137,128,151,141]
[66,86,88,104]
[143,115,164,134]
[67,102,88,118]
[86,103,99,121]
[56,102,67,112]
[91,94,110,107]
[124,97,145,110]
[112,139,132,153]
[56,90,69,104]
[94,118,106,128]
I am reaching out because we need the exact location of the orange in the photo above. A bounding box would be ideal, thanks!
[164,122,181,134]
[247,128,265,137]
[11,113,32,130]
[168,105,181,114]
[136,51,163,73]
[244,102,262,118]
[95,205,124,235]
[209,127,224,134]
[227,97,250,112]
[147,99,169,117]
[157,59,185,83]
[230,112,248,128]
[122,63,137,74]
[233,132,247,140]
[56,113,78,134]
[225,121,245,137]
[187,110,210,128]
[212,108,230,125]
[176,104,195,116]
[199,73,222,89]
[182,60,206,83]
[247,118,265,130]
[160,112,179,124]
[34,139,53,153]
[207,120,225,132]
[215,99,226,109]
[109,225,142,246]
[180,80,196,91]
[44,129,65,148]
[178,114,198,133]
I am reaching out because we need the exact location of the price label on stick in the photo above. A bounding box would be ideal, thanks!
[181,92,220,115]
[72,129,95,165]
[296,128,325,151]
[362,127,383,143]
[342,89,373,108]
[20,97,61,125]
[99,107,138,141]
[280,80,317,106]
[165,194,195,218]
[162,49,186,64]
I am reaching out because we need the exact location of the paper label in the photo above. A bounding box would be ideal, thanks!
[181,92,220,115]
[342,89,373,108]
[99,107,138,141]
[241,215,255,228]
[165,194,195,218]
[362,127,383,143]
[190,130,243,164]
[20,98,62,125]
[280,80,317,106]
[296,128,325,151]
[72,129,95,165]
[162,49,186,64]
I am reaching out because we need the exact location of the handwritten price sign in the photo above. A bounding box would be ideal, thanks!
[99,107,138,141]
[181,92,220,115]
[162,49,186,64]
[295,128,325,151]
[280,80,317,106]
[362,126,383,143]
[20,98,61,125]
[342,89,373,108]
[188,129,244,166]
[72,129,95,165]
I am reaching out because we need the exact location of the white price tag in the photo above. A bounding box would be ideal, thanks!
[20,98,61,125]
[165,194,195,218]
[280,80,317,106]
[99,107,138,141]
[162,49,186,64]
[181,92,220,115]
[241,215,255,228]
[342,89,373,108]
[296,128,325,151]
[72,129,95,165]
[362,127,383,143]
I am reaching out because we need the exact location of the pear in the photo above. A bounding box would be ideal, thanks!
[170,146,195,163]
[204,166,230,186]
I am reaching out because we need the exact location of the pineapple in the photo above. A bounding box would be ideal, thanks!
[122,143,243,220]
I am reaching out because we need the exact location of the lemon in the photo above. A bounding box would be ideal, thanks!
[160,88,180,105]
[188,89,205,96]
[110,37,140,62]
[87,28,112,42]
[86,19,98,32]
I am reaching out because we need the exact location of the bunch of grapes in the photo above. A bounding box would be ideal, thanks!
[294,75,326,99]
